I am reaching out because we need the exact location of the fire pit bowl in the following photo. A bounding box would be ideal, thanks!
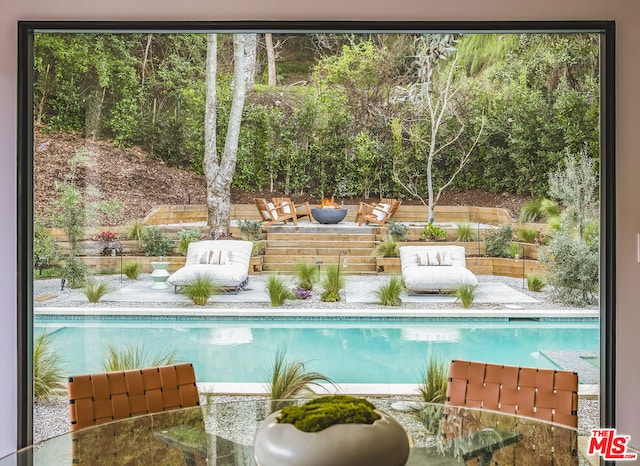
[311,207,348,224]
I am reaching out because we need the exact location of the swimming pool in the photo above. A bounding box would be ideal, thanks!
[35,316,599,384]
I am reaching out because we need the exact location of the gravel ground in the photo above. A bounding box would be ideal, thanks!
[34,273,598,311]
[33,273,600,453]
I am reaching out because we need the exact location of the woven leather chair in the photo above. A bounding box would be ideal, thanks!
[446,359,579,428]
[439,360,579,465]
[68,362,200,431]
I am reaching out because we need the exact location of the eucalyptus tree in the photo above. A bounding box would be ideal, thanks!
[203,34,249,237]
[393,34,484,223]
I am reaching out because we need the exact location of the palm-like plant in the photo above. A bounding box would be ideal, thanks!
[373,275,404,306]
[102,343,177,372]
[266,347,335,412]
[292,260,319,290]
[82,278,111,303]
[33,331,66,398]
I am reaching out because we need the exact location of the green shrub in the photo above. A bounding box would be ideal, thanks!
[484,224,514,257]
[122,262,141,280]
[183,274,222,305]
[176,228,202,255]
[371,237,399,258]
[61,257,88,288]
[527,274,546,292]
[266,274,294,307]
[239,219,263,241]
[278,395,379,432]
[373,275,404,306]
[140,226,174,257]
[456,222,475,242]
[518,227,538,243]
[33,331,66,399]
[33,217,60,273]
[452,283,477,308]
[267,347,335,412]
[387,222,408,241]
[102,343,177,372]
[292,261,319,290]
[420,223,447,241]
[321,264,345,302]
[82,279,111,303]
[541,229,599,305]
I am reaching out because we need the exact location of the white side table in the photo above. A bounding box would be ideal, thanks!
[150,261,170,289]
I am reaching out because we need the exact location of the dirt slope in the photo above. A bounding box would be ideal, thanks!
[34,130,527,226]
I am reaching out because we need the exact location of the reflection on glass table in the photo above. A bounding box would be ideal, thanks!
[2,399,585,465]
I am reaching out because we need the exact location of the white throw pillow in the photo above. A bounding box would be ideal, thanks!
[266,202,278,219]
[372,203,391,221]
[417,250,453,266]
[198,249,230,265]
[281,201,292,214]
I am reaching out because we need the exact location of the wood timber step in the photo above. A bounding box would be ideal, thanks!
[266,233,376,242]
[264,247,374,256]
[262,262,377,273]
[262,255,376,264]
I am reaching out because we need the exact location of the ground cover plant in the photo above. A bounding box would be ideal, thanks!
[140,226,174,257]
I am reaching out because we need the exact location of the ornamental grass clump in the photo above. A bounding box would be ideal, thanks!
[183,274,222,305]
[320,264,345,302]
[371,237,399,258]
[82,278,111,303]
[527,274,546,292]
[452,283,477,309]
[373,275,404,306]
[456,222,475,242]
[267,347,335,412]
[277,395,380,432]
[292,260,319,291]
[416,357,449,433]
[122,262,141,280]
[266,274,295,307]
[33,331,66,399]
[102,343,177,372]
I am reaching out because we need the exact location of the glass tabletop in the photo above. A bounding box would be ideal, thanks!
[2,399,584,465]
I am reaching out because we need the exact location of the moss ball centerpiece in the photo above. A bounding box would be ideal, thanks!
[253,395,410,466]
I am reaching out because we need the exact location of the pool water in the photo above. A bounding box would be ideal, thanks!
[36,316,599,384]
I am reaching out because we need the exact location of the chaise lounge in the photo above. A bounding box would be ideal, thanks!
[399,245,478,292]
[167,240,253,293]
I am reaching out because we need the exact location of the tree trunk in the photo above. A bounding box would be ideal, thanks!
[265,33,277,87]
[85,87,106,141]
[204,34,247,237]
[244,34,257,91]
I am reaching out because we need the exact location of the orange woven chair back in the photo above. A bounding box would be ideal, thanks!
[67,362,200,431]
[446,359,578,428]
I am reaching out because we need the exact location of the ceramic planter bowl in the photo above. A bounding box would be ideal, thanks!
[253,409,409,466]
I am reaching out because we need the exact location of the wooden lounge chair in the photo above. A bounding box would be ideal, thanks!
[358,198,401,227]
[254,197,298,226]
[272,197,314,222]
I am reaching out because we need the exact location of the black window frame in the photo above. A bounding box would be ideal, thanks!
[16,20,616,449]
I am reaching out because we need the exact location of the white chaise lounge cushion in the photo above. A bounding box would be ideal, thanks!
[168,240,253,289]
[400,245,478,292]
